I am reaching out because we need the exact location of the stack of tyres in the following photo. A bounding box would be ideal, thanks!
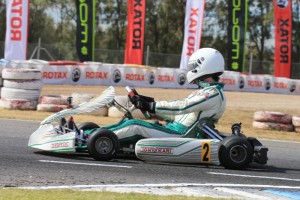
[292,116,300,133]
[0,68,42,110]
[252,111,294,132]
[37,95,69,112]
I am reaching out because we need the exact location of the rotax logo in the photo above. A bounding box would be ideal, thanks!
[43,71,68,79]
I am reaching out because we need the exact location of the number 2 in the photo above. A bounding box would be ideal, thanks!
[201,141,211,162]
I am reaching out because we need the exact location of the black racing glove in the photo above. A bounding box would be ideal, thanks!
[129,94,156,114]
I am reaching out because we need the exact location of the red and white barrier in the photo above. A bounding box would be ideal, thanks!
[1,60,300,95]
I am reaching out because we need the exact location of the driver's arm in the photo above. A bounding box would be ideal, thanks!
[155,88,221,115]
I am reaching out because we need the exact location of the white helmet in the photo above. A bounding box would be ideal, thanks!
[186,48,225,83]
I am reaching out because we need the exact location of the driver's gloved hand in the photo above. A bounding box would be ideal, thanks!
[129,95,156,114]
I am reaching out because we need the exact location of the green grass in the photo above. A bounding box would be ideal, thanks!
[0,189,229,200]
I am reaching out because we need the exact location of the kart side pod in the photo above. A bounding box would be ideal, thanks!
[135,138,221,166]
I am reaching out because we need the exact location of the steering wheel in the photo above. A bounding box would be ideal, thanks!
[125,86,151,119]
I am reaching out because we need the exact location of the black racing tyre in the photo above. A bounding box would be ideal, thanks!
[219,135,253,170]
[87,129,119,161]
[76,122,100,152]
[77,122,100,131]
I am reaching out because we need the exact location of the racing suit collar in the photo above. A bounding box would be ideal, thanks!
[197,81,224,89]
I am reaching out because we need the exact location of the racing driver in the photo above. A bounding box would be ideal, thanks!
[104,47,226,144]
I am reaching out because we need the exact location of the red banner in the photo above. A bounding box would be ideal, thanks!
[124,0,146,65]
[274,0,292,78]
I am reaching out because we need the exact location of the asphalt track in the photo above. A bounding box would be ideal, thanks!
[0,118,300,199]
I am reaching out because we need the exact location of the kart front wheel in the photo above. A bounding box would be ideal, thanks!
[219,135,253,170]
[87,129,119,161]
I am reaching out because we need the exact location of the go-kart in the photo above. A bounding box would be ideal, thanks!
[28,86,268,170]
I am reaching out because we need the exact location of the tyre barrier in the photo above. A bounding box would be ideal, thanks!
[2,68,42,80]
[0,68,43,110]
[37,95,69,112]
[292,116,300,127]
[3,79,42,90]
[253,111,292,124]
[292,116,300,133]
[37,104,68,112]
[252,121,294,132]
[1,87,40,101]
[39,95,69,105]
[0,99,38,110]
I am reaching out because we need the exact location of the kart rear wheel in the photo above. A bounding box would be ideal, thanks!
[77,122,100,131]
[87,129,119,161]
[219,135,253,170]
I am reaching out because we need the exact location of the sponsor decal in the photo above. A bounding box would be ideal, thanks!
[86,71,108,79]
[126,73,145,81]
[148,71,155,84]
[247,80,263,87]
[238,76,245,89]
[274,81,288,89]
[227,0,247,72]
[140,147,173,154]
[124,0,146,64]
[51,142,69,149]
[177,73,186,85]
[278,19,290,64]
[274,0,292,78]
[72,68,81,82]
[289,81,296,92]
[9,0,24,41]
[265,78,271,90]
[276,0,288,8]
[112,69,121,83]
[179,0,205,69]
[5,0,29,60]
[221,78,235,86]
[158,75,174,83]
[43,71,68,79]
[76,0,95,62]
[186,7,200,57]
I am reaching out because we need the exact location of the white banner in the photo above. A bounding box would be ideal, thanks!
[179,0,205,69]
[5,0,29,60]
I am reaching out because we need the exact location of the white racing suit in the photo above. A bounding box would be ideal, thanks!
[104,82,226,144]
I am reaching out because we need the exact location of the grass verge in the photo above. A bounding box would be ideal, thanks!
[0,189,227,200]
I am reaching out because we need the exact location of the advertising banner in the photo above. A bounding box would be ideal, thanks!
[179,0,205,69]
[76,0,95,62]
[124,0,146,65]
[274,0,292,78]
[227,0,248,72]
[4,0,29,60]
